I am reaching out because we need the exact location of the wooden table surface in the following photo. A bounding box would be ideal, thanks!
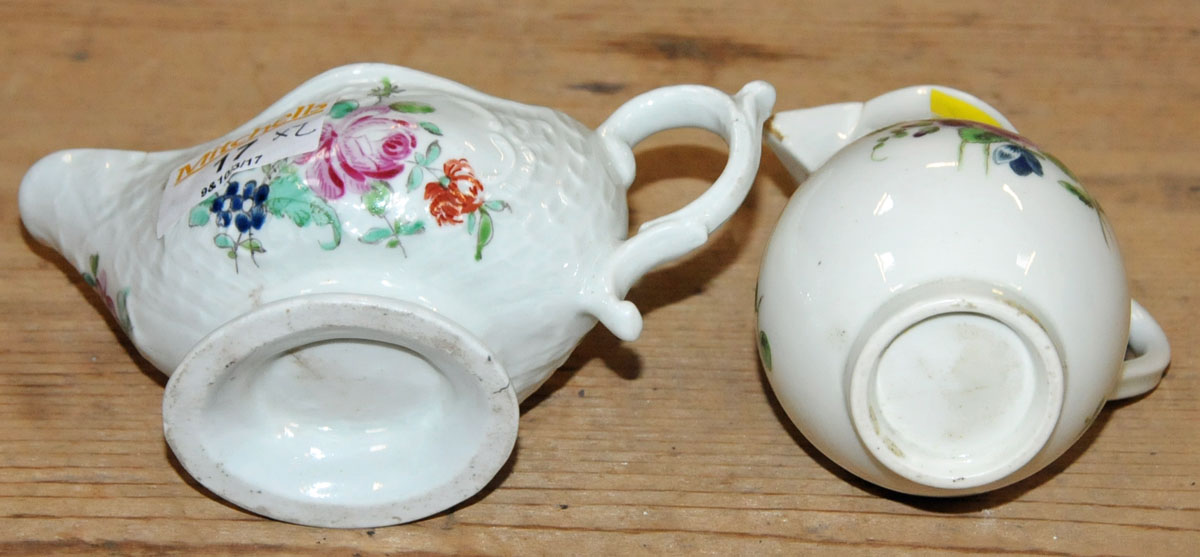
[2,1,1197,554]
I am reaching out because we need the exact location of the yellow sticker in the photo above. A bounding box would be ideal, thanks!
[930,89,1002,127]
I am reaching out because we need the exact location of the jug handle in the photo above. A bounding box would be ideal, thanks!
[1110,300,1171,400]
[588,81,775,341]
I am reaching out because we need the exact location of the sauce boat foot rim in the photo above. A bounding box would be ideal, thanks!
[162,293,519,528]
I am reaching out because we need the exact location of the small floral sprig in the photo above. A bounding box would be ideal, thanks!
[80,254,132,334]
[359,180,426,255]
[423,158,510,260]
[869,119,1110,245]
[207,180,270,270]
[369,77,404,104]
[954,124,1042,176]
[403,140,444,192]
[870,122,940,160]
[189,161,342,271]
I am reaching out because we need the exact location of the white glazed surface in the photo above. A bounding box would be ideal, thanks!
[759,86,1167,496]
[18,63,775,526]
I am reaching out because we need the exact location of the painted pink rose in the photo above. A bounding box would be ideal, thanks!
[293,105,418,199]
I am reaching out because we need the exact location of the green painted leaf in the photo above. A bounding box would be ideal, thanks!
[264,172,311,222]
[395,220,425,235]
[414,152,426,166]
[81,272,98,288]
[363,181,392,217]
[467,211,477,234]
[1058,180,1096,209]
[360,227,394,244]
[759,331,773,372]
[330,100,359,119]
[419,121,443,136]
[371,78,402,100]
[474,210,493,261]
[425,140,440,162]
[406,166,424,192]
[263,169,342,249]
[439,175,450,186]
[214,234,235,249]
[386,238,400,249]
[870,141,889,161]
[189,197,214,227]
[115,287,132,333]
[389,101,434,114]
[483,200,508,211]
[244,238,265,253]
[89,254,99,276]
[226,250,237,259]
[959,127,1004,144]
[285,204,313,226]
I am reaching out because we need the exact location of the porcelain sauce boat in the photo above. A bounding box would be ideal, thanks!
[19,63,775,527]
[759,86,1169,496]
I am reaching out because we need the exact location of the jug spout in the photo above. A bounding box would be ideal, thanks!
[767,102,864,180]
[766,86,1017,178]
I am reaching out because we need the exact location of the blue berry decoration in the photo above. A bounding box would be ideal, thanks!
[211,180,271,231]
[202,179,272,270]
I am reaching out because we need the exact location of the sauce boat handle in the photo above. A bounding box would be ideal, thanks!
[587,81,775,341]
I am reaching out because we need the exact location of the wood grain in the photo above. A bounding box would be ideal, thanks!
[1,0,1197,554]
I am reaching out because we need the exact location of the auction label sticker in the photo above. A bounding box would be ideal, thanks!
[156,102,328,237]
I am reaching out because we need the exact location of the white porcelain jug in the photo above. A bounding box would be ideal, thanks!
[758,86,1169,496]
[19,63,775,527]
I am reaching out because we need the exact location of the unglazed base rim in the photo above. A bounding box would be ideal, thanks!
[847,284,1065,491]
[162,293,519,528]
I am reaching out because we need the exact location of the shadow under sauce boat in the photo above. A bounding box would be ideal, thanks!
[19,63,775,527]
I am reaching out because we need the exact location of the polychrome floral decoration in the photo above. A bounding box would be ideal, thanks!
[189,78,510,269]
[869,119,1109,244]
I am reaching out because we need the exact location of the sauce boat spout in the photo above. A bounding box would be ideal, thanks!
[20,148,172,262]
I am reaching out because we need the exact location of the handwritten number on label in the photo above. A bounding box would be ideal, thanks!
[200,152,264,199]
[233,139,258,163]
[214,139,261,174]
